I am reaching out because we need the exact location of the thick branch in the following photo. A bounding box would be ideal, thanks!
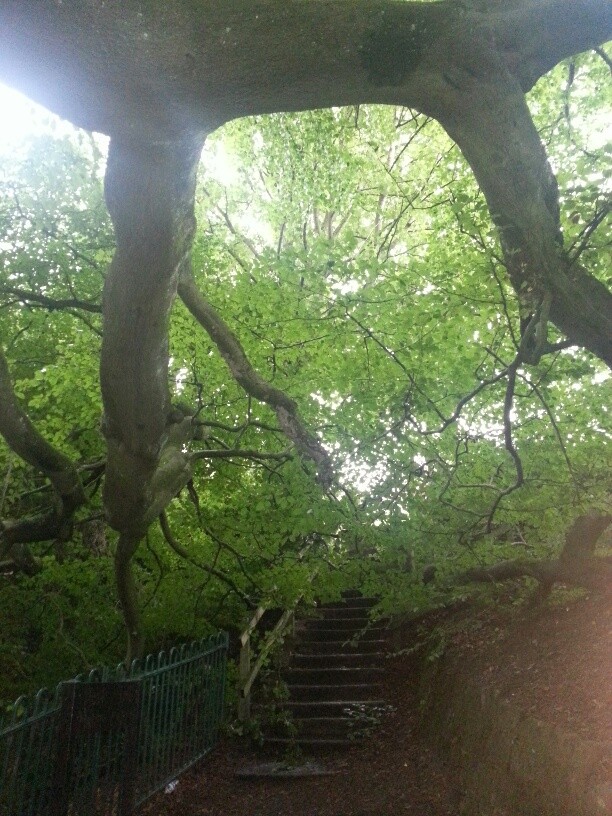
[1,286,102,314]
[0,348,85,548]
[438,78,612,367]
[495,1,612,91]
[457,513,612,596]
[457,555,612,593]
[191,448,291,462]
[0,350,83,497]
[1,2,609,141]
[0,542,40,575]
[178,270,334,486]
[2,513,68,550]
[560,512,611,561]
[114,532,143,663]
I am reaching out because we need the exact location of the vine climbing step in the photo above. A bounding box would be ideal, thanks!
[260,592,389,755]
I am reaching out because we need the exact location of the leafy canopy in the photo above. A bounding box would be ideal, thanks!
[0,47,610,694]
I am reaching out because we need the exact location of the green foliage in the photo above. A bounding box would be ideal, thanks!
[0,52,611,694]
[0,552,121,703]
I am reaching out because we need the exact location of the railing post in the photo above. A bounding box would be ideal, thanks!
[52,680,141,816]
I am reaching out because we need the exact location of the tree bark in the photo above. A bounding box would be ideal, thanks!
[100,136,203,656]
[560,512,612,561]
[0,350,84,507]
[114,532,144,663]
[436,74,612,365]
[1,1,609,138]
[1,1,610,366]
[458,556,612,593]
[178,270,334,486]
[457,513,612,598]
[101,136,203,537]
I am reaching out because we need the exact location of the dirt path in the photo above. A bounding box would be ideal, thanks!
[142,656,460,816]
[142,589,610,816]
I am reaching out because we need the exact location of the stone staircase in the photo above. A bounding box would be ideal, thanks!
[260,592,388,754]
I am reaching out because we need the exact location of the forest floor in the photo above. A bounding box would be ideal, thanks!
[142,588,611,816]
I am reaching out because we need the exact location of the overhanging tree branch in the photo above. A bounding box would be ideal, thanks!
[0,347,85,559]
[1,1,610,138]
[191,448,291,462]
[0,286,102,314]
[178,269,334,487]
[456,512,612,600]
[437,79,612,367]
[159,511,254,608]
[594,47,612,74]
[457,555,612,592]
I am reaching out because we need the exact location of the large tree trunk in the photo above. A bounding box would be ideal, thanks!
[101,137,203,659]
[101,136,202,537]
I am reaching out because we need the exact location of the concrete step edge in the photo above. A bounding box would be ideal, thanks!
[286,667,385,674]
[262,737,354,746]
[284,699,386,704]
[292,653,386,659]
[288,683,383,692]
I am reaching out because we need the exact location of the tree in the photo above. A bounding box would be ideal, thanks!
[0,1,610,661]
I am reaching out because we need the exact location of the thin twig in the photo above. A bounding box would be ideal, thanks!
[159,511,254,607]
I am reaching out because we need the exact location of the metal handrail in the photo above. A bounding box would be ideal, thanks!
[0,634,228,815]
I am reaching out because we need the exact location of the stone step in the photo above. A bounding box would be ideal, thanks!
[298,627,385,642]
[261,736,353,754]
[291,652,385,669]
[262,715,354,739]
[252,591,387,758]
[297,638,387,654]
[325,595,379,608]
[235,761,340,779]
[279,699,386,718]
[294,716,354,738]
[301,618,386,633]
[285,667,384,685]
[288,683,383,702]
[314,605,372,620]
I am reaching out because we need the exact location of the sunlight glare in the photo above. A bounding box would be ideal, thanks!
[201,140,239,186]
[0,83,72,154]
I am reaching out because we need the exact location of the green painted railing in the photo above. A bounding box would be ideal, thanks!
[0,686,62,816]
[133,633,228,805]
[0,632,228,816]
